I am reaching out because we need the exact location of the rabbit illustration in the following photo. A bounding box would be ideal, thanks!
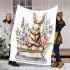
[27,12,45,47]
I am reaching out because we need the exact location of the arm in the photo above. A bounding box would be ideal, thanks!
[1,23,8,39]
[56,21,65,32]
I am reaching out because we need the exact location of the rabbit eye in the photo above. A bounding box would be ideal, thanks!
[38,28,40,30]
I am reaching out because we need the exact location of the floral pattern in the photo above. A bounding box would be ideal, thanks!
[15,13,54,52]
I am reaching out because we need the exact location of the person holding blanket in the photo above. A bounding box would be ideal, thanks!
[51,12,66,68]
[0,13,13,57]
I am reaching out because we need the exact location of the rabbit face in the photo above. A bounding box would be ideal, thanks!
[33,24,40,31]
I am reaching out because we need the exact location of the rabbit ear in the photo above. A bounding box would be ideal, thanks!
[39,13,46,25]
[33,12,37,23]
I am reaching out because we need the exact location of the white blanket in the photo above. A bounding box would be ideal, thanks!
[10,5,58,65]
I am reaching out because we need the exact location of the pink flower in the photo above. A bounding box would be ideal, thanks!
[41,37,48,46]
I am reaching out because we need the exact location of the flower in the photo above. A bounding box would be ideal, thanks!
[41,37,48,46]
